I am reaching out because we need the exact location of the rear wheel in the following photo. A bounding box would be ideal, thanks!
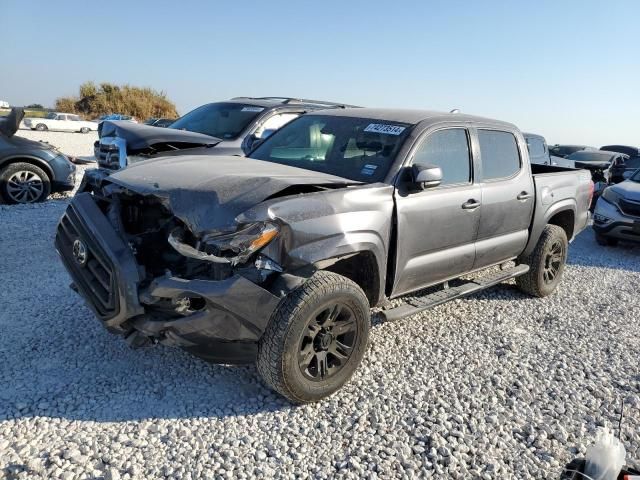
[516,224,568,297]
[35,123,48,131]
[257,271,370,404]
[0,162,51,204]
[595,232,618,247]
[80,127,90,134]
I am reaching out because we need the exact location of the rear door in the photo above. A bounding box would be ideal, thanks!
[392,126,481,296]
[473,128,534,269]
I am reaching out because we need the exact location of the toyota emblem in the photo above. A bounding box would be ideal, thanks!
[72,239,88,266]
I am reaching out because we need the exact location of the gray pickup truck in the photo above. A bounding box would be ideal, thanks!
[56,108,592,403]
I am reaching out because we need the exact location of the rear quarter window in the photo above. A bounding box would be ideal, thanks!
[478,130,521,180]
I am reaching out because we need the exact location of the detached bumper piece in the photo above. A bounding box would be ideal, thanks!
[55,193,144,331]
[55,193,282,364]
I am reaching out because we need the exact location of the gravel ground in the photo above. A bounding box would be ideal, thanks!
[1,188,639,478]
[17,129,98,158]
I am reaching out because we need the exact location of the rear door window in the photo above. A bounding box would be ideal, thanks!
[478,130,521,180]
[412,128,471,185]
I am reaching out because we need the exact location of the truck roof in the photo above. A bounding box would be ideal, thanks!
[308,107,518,130]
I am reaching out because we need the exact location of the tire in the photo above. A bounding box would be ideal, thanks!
[0,162,51,204]
[595,232,618,247]
[80,127,90,134]
[516,224,568,298]
[35,123,48,131]
[257,271,370,404]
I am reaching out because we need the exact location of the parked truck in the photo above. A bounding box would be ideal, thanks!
[56,108,592,403]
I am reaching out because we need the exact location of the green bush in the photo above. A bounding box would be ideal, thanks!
[55,81,178,120]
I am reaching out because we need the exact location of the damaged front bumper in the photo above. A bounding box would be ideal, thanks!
[55,193,282,364]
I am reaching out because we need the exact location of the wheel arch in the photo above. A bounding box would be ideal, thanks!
[522,200,577,257]
[547,209,575,241]
[319,251,381,307]
[0,155,54,180]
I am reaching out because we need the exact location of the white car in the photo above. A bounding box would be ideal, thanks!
[23,112,98,133]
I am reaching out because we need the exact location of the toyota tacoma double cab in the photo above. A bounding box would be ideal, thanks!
[56,108,592,403]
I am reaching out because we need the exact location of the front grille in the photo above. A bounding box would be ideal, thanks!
[96,143,121,170]
[56,205,119,318]
[619,198,640,218]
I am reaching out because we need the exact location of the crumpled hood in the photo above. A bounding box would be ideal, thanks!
[108,155,357,234]
[0,108,24,137]
[612,179,640,201]
[574,160,611,171]
[99,120,222,152]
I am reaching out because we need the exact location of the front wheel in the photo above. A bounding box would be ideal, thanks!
[0,162,51,204]
[35,123,48,131]
[80,127,90,134]
[516,224,568,297]
[257,271,371,404]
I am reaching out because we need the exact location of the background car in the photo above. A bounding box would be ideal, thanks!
[566,150,628,209]
[23,112,98,133]
[93,97,358,171]
[600,145,640,183]
[524,133,575,167]
[98,114,137,122]
[593,169,640,246]
[549,144,594,158]
[0,109,76,204]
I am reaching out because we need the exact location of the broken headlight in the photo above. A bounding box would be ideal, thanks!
[169,222,279,266]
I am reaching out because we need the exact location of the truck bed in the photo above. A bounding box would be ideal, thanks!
[523,163,592,257]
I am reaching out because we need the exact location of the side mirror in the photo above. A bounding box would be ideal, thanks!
[412,163,443,189]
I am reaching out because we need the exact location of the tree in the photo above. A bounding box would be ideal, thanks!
[55,81,178,120]
[26,103,44,109]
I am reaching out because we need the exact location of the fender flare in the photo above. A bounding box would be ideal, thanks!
[522,199,577,257]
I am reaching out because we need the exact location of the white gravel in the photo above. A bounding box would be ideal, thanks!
[1,193,639,478]
[16,129,98,158]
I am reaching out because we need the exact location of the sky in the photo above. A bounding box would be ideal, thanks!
[1,0,638,146]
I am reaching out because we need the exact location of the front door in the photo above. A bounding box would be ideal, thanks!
[392,127,481,297]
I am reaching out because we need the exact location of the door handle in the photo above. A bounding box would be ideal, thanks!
[517,192,533,201]
[461,199,481,210]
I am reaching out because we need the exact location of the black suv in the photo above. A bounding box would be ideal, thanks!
[93,97,358,171]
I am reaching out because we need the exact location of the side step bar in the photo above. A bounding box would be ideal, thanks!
[379,264,530,322]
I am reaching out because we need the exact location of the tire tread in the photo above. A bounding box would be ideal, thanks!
[257,270,369,404]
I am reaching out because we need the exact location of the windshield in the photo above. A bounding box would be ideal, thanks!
[566,151,614,162]
[625,157,640,169]
[249,115,412,183]
[46,112,57,119]
[169,102,265,140]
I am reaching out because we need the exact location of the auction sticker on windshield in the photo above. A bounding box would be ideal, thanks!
[364,123,406,135]
[242,107,265,112]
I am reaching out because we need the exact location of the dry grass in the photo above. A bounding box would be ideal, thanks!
[55,81,178,120]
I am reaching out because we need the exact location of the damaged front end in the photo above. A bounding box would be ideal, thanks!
[55,185,287,364]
